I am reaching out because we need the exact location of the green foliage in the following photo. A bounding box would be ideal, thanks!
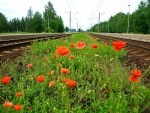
[0,1,64,33]
[20,17,25,32]
[32,11,43,33]
[0,34,150,112]
[8,18,20,32]
[57,16,64,33]
[131,1,148,34]
[65,26,69,32]
[0,12,8,33]
[25,7,34,32]
[92,0,150,34]
[43,2,64,33]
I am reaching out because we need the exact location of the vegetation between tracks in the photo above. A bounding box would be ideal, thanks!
[0,34,150,112]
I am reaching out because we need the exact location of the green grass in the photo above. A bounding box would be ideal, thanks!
[0,33,150,113]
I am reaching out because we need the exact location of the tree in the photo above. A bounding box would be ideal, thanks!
[7,18,20,32]
[0,12,8,33]
[131,1,148,34]
[145,0,150,33]
[92,24,98,32]
[91,0,150,34]
[43,2,56,32]
[43,1,64,33]
[65,26,69,32]
[25,6,34,32]
[20,17,25,32]
[33,11,43,32]
[27,6,34,19]
[56,16,64,33]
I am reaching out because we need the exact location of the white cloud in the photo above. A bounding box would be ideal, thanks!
[0,0,146,31]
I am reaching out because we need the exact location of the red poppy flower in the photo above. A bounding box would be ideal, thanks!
[70,44,75,48]
[91,44,99,48]
[131,70,141,77]
[128,76,138,82]
[13,104,23,111]
[112,41,126,51]
[62,78,70,82]
[0,76,11,85]
[49,81,55,87]
[56,46,71,56]
[61,68,69,74]
[3,102,13,108]
[27,63,33,68]
[76,42,86,49]
[105,90,109,93]
[67,80,76,88]
[70,55,74,60]
[16,92,22,97]
[37,75,45,82]
[53,54,57,58]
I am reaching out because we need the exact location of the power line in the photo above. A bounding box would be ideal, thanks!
[95,0,103,13]
[66,0,72,11]
[94,0,100,8]
[109,0,130,14]
[69,0,76,12]
[39,0,46,4]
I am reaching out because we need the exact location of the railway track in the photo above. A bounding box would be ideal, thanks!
[89,33,150,71]
[0,33,71,63]
[0,33,71,49]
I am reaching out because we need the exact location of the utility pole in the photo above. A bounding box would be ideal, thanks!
[98,12,105,33]
[77,22,78,32]
[74,18,78,32]
[88,18,96,32]
[127,5,130,34]
[91,23,92,32]
[68,11,78,32]
[91,12,104,33]
[91,13,99,33]
[69,11,71,32]
[108,18,109,33]
[98,12,100,33]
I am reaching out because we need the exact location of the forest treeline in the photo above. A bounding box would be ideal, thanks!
[0,1,69,33]
[91,0,150,34]
[0,1,150,34]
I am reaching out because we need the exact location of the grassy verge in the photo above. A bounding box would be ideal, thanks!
[0,33,150,112]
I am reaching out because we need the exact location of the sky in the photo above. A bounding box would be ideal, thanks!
[0,0,147,31]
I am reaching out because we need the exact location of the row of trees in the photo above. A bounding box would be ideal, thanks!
[91,0,150,34]
[0,2,65,33]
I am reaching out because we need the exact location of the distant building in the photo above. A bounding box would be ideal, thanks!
[68,29,76,32]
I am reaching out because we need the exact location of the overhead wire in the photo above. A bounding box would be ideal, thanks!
[95,0,103,13]
[90,0,103,21]
[109,0,130,14]
[69,0,76,12]
[95,0,100,8]
[66,0,72,12]
[39,0,46,5]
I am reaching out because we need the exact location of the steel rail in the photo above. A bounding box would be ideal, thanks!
[89,33,150,52]
[0,33,71,49]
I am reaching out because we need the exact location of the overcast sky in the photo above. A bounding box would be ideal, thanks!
[0,0,147,31]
